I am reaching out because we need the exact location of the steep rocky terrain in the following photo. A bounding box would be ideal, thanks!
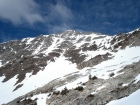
[0,28,140,105]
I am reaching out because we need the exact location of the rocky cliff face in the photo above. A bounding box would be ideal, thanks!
[0,29,140,105]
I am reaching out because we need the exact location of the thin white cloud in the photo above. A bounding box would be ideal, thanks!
[44,1,74,34]
[0,0,44,25]
[52,3,73,20]
[49,23,71,34]
[47,2,73,22]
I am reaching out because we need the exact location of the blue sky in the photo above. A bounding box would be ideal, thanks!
[0,0,140,43]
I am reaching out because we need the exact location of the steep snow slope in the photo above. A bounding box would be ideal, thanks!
[0,57,78,104]
[0,29,140,105]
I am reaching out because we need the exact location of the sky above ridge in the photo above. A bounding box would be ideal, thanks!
[0,0,140,43]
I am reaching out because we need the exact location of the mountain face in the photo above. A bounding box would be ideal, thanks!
[0,29,140,105]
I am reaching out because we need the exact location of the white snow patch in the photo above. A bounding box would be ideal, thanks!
[33,56,40,58]
[33,42,44,55]
[122,83,129,87]
[91,91,97,94]
[42,37,59,55]
[87,46,140,79]
[3,46,6,49]
[74,33,111,48]
[96,85,106,91]
[0,75,18,105]
[134,74,140,83]
[107,89,140,105]
[14,51,17,54]
[31,93,48,105]
[95,47,140,69]
[26,38,34,44]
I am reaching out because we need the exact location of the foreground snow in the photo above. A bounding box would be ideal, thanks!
[0,57,78,104]
[0,75,18,104]
[107,89,140,105]
[31,93,48,105]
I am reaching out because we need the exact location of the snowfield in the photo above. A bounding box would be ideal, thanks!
[89,46,140,79]
[0,56,78,104]
[31,93,48,105]
[0,75,18,104]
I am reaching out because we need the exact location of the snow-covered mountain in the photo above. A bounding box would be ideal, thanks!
[0,28,140,105]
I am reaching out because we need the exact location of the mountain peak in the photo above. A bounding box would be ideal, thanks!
[1,28,140,105]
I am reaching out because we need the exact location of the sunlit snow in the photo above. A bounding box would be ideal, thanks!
[88,46,140,79]
[31,93,48,105]
[96,85,106,91]
[25,38,34,44]
[0,75,18,104]
[0,56,78,104]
